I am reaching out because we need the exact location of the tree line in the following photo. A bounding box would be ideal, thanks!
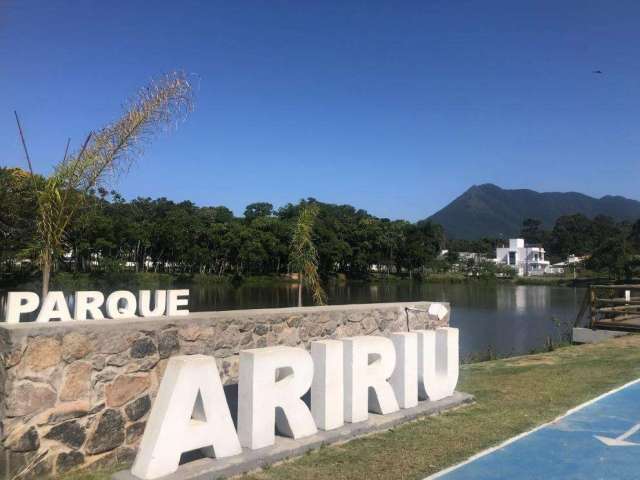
[1,167,446,280]
[519,215,640,279]
[3,165,640,282]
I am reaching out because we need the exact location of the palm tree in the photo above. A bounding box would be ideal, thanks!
[289,203,327,307]
[16,72,193,295]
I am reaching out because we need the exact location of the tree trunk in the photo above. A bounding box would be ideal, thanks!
[298,271,303,307]
[41,252,51,297]
[135,241,140,272]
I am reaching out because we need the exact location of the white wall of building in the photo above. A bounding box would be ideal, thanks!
[496,238,550,276]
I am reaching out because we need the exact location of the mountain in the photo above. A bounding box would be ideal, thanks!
[428,184,640,239]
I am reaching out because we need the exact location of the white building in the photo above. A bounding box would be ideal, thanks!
[495,238,550,276]
[458,252,484,263]
[546,254,586,276]
[546,262,565,275]
[566,254,586,265]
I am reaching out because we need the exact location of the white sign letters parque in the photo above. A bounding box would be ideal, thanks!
[4,290,189,323]
[132,326,459,480]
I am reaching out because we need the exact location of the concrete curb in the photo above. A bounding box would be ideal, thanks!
[113,391,474,480]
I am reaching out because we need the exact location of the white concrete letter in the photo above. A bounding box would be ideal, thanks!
[343,336,399,423]
[416,327,459,401]
[238,346,317,450]
[311,340,344,430]
[36,292,72,322]
[138,290,167,317]
[74,291,105,320]
[105,290,137,319]
[166,289,189,316]
[5,292,39,323]
[131,355,241,480]
[390,332,418,409]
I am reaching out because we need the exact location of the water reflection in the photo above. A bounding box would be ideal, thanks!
[496,285,550,313]
[0,281,583,361]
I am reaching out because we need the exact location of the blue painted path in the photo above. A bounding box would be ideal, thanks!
[429,380,640,480]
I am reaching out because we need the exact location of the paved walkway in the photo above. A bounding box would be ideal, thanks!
[427,379,640,480]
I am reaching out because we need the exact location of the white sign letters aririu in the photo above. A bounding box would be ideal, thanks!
[4,289,189,323]
[131,323,459,480]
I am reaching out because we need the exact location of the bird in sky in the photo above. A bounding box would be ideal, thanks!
[593,70,603,74]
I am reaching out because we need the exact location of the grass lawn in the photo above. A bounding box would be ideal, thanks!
[60,335,640,480]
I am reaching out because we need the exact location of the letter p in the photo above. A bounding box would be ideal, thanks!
[5,292,39,323]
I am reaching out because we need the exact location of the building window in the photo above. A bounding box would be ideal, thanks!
[509,251,516,265]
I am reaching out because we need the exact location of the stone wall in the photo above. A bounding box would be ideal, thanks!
[0,301,448,479]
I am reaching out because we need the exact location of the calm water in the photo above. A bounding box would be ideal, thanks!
[0,282,584,361]
[183,282,584,360]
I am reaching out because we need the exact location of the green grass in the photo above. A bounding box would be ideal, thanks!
[421,273,469,284]
[59,335,640,480]
[512,275,574,286]
[240,275,298,285]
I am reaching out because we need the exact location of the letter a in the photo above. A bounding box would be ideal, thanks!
[131,355,241,479]
[36,291,72,322]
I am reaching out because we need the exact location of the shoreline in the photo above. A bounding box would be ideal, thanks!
[0,271,598,291]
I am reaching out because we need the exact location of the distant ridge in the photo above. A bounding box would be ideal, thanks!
[428,184,640,239]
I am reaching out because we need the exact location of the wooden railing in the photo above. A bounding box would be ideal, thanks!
[577,285,640,330]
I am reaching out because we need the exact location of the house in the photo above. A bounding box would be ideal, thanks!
[495,238,550,276]
[438,249,487,273]
[546,254,586,276]
[566,254,586,265]
[546,262,566,275]
[458,252,484,263]
[439,250,485,264]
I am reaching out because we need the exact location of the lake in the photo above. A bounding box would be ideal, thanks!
[182,281,584,360]
[0,281,585,361]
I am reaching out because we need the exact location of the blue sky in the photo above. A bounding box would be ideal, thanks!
[1,1,639,220]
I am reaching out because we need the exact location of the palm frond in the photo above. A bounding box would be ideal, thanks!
[289,203,326,306]
[27,72,193,292]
